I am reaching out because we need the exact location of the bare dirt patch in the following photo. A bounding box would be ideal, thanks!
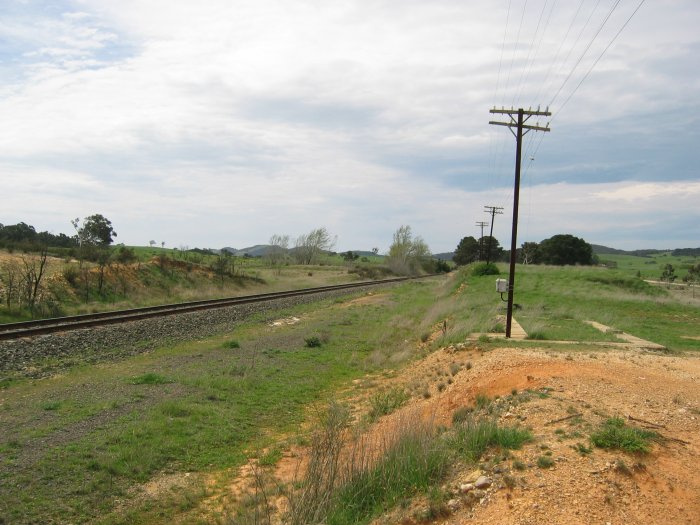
[199,340,700,525]
[339,291,392,308]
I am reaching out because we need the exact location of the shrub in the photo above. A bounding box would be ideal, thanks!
[62,265,80,286]
[471,263,500,276]
[223,339,240,349]
[537,456,554,468]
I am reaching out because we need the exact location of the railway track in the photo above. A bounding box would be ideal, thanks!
[0,277,414,341]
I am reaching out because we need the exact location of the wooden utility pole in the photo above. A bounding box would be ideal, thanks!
[476,221,489,260]
[483,205,503,266]
[489,107,550,338]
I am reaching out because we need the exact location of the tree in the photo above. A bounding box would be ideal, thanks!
[20,248,49,314]
[211,251,235,285]
[520,242,540,265]
[684,262,699,297]
[266,234,290,268]
[386,225,431,275]
[341,251,359,262]
[480,236,504,263]
[73,214,117,247]
[660,264,676,287]
[1,260,21,310]
[453,236,479,266]
[115,245,137,265]
[294,227,336,265]
[0,222,37,242]
[538,234,593,266]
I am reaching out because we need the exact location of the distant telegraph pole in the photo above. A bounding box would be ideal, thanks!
[476,221,489,260]
[483,205,503,266]
[489,107,551,338]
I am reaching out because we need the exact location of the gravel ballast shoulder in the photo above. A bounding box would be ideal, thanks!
[0,284,394,379]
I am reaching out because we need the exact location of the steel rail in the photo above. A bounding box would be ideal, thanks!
[0,277,414,341]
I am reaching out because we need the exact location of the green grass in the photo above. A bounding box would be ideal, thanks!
[367,388,410,421]
[129,373,173,385]
[0,278,459,524]
[590,417,659,454]
[598,252,697,280]
[453,264,699,352]
[258,447,283,467]
[448,416,532,463]
[287,400,531,525]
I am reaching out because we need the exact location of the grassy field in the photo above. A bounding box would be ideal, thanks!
[453,263,700,352]
[1,263,698,523]
[597,252,698,280]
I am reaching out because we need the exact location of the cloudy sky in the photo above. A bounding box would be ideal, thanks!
[1,0,698,253]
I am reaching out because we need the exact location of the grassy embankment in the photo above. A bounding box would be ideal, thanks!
[0,247,388,324]
[0,263,697,523]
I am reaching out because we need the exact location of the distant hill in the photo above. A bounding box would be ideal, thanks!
[591,245,700,258]
[433,252,455,261]
[222,245,272,257]
[591,245,664,257]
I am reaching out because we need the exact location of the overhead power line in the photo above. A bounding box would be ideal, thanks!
[549,0,622,109]
[555,0,646,118]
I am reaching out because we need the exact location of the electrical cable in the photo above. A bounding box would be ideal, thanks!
[549,0,621,109]
[554,0,646,119]
[533,0,585,103]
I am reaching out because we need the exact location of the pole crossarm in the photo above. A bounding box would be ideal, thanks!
[488,121,551,133]
[489,106,551,116]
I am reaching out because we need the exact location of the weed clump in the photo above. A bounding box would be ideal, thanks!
[526,331,547,340]
[368,388,409,421]
[223,339,240,349]
[537,456,554,469]
[448,415,532,463]
[304,336,322,348]
[590,417,658,454]
[129,373,172,385]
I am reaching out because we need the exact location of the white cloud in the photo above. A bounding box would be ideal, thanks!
[1,1,699,252]
[593,181,700,202]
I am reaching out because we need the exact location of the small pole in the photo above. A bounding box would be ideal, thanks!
[484,205,503,266]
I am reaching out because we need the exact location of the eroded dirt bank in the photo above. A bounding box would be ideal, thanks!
[209,343,700,525]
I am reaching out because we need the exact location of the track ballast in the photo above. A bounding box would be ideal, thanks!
[0,277,413,341]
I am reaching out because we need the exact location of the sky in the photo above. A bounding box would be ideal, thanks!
[1,0,698,253]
